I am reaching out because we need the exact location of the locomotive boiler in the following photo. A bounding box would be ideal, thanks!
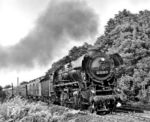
[51,47,123,114]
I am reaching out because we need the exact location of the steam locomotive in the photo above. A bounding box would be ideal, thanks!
[4,46,123,114]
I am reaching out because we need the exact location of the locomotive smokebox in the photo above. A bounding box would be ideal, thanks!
[82,47,123,84]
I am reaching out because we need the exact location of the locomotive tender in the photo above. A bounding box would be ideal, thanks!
[4,46,123,114]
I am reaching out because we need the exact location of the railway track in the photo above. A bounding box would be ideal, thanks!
[106,112,150,122]
[48,103,150,122]
[68,108,150,122]
[32,99,150,122]
[104,106,150,122]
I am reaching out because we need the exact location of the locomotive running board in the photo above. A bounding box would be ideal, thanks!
[53,81,78,87]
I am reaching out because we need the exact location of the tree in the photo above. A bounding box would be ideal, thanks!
[0,86,2,91]
[95,9,150,101]
[0,85,6,102]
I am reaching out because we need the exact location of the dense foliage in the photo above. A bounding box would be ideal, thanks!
[95,9,150,102]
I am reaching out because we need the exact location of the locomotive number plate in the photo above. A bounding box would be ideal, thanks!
[96,71,108,75]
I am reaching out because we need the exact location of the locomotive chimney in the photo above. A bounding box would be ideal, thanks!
[17,77,19,86]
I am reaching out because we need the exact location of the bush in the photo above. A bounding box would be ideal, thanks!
[0,97,52,122]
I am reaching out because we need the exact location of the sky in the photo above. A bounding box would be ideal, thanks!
[0,0,150,87]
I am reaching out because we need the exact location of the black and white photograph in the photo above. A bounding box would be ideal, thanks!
[1,0,150,121]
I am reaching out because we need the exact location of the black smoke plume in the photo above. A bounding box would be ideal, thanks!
[0,0,99,70]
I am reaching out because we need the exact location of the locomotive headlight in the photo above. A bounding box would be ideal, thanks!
[100,57,105,61]
[116,102,121,107]
[91,89,96,94]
